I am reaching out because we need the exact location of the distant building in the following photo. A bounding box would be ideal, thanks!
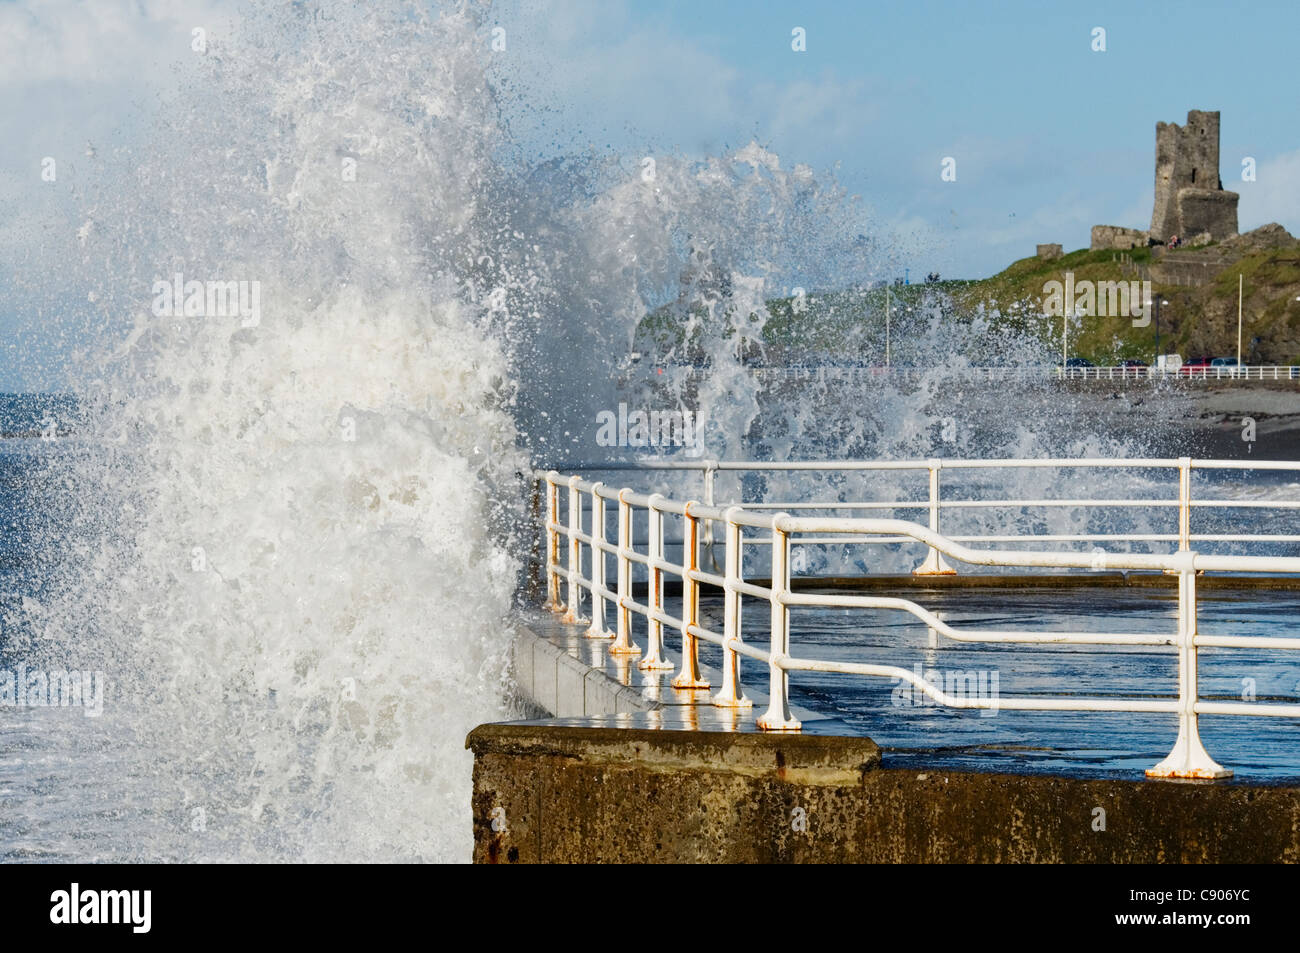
[1151,110,1239,243]
[1090,110,1239,251]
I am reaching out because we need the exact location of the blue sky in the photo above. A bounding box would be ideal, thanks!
[494,0,1299,275]
[1,0,1297,389]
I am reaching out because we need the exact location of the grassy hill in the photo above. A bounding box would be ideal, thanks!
[954,227,1300,365]
[631,225,1300,367]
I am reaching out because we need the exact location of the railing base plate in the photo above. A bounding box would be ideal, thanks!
[671,676,711,690]
[1145,766,1233,781]
[756,717,802,732]
[1147,726,1233,780]
[913,549,957,576]
[712,694,754,709]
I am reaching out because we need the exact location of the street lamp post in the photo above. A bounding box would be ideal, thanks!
[1061,307,1067,376]
[1152,296,1169,372]
[1154,296,1160,357]
[1236,274,1243,378]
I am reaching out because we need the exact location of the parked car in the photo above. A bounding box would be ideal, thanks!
[1057,357,1094,378]
[1118,359,1148,368]
[1179,356,1214,376]
[1210,357,1240,367]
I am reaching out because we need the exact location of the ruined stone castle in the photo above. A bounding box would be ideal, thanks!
[1090,109,1239,251]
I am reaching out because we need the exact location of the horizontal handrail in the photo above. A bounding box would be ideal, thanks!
[771,517,1300,574]
[552,458,1300,572]
[560,457,1300,472]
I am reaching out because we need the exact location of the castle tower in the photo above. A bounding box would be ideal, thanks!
[1149,109,1238,242]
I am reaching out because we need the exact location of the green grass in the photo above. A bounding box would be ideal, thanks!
[629,240,1300,366]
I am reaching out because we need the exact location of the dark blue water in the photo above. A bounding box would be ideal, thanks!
[0,395,78,439]
[672,588,1300,782]
[0,396,83,647]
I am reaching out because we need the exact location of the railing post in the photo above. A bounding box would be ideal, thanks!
[609,489,641,656]
[913,458,956,575]
[713,506,752,708]
[639,494,674,670]
[543,472,562,611]
[758,514,800,730]
[561,475,586,624]
[1178,457,1192,552]
[702,460,720,572]
[1147,554,1231,780]
[672,503,710,689]
[584,483,614,639]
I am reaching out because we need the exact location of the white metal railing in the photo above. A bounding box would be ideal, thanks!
[1057,365,1300,382]
[557,457,1300,574]
[658,365,1300,383]
[539,465,1300,780]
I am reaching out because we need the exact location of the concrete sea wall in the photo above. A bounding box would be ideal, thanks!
[467,723,1300,863]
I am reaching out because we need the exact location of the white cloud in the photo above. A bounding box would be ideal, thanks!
[0,0,235,88]
[491,0,883,159]
[766,75,882,147]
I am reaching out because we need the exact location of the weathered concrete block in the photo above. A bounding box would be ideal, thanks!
[508,622,666,718]
[614,685,651,714]
[554,652,589,718]
[530,639,558,714]
[468,724,1300,863]
[1036,243,1063,260]
[583,669,619,714]
[511,631,534,701]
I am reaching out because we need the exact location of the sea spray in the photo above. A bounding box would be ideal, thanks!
[10,2,530,862]
[0,0,1161,861]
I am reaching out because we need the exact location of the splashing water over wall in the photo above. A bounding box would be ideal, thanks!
[9,2,534,862]
[2,0,1168,860]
